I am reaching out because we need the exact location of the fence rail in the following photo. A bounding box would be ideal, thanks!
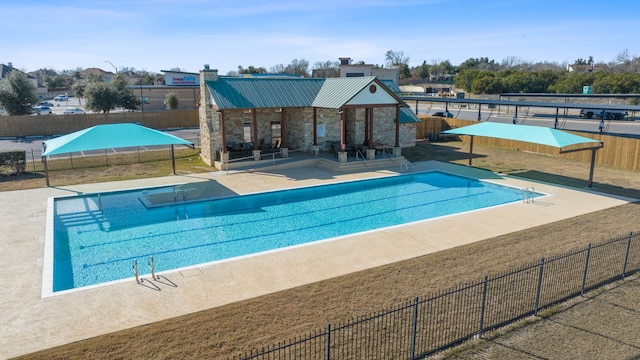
[0,109,198,137]
[230,231,640,359]
[3,145,200,174]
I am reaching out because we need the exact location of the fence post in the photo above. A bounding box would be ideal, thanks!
[410,296,419,359]
[478,275,488,337]
[622,232,633,280]
[581,244,592,296]
[30,149,36,172]
[534,257,545,316]
[325,323,331,360]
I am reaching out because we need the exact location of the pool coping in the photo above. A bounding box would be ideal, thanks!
[1,160,637,359]
[42,169,552,297]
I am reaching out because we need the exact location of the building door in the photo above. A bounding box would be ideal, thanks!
[271,122,281,147]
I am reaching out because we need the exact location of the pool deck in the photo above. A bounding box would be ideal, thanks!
[0,160,636,359]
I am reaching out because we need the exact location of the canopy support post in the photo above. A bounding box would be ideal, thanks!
[468,135,474,166]
[560,143,603,188]
[171,145,176,175]
[588,148,597,188]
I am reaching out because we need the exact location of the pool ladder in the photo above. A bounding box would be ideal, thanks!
[148,255,159,281]
[401,160,414,173]
[132,256,159,284]
[521,186,535,203]
[132,259,141,284]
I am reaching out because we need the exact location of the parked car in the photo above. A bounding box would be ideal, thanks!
[54,95,68,101]
[37,101,54,107]
[580,108,627,120]
[63,107,85,114]
[32,106,53,115]
[432,111,454,118]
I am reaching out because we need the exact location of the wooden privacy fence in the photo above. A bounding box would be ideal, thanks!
[0,110,199,137]
[418,116,640,171]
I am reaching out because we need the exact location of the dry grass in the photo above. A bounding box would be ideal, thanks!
[10,141,640,359]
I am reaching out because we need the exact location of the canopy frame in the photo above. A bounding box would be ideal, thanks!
[41,124,194,186]
[443,123,604,188]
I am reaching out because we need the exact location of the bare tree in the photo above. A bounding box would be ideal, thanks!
[385,50,409,67]
[312,60,340,78]
[501,56,525,68]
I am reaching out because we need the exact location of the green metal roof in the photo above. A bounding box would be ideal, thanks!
[207,77,325,109]
[42,123,193,156]
[399,107,421,123]
[441,122,602,148]
[208,76,408,111]
[206,76,419,124]
[311,76,378,108]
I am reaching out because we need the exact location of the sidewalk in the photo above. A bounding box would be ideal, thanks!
[0,161,635,359]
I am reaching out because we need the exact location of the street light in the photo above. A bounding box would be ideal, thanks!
[104,60,117,74]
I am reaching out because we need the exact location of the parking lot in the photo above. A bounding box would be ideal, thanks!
[35,97,83,115]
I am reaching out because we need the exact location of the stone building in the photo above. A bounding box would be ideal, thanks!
[198,66,419,169]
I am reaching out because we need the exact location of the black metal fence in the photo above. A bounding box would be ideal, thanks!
[12,147,181,173]
[231,231,640,359]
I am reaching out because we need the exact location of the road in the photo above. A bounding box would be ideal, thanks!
[419,105,640,137]
[2,106,639,153]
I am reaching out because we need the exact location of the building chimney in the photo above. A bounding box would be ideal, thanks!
[339,57,352,65]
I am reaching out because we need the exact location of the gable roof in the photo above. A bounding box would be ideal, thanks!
[207,77,325,109]
[205,76,419,123]
[42,123,193,156]
[312,76,379,108]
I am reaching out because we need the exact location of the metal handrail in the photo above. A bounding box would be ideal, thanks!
[132,259,141,284]
[148,255,159,281]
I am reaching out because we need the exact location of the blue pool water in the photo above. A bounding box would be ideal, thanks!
[52,171,534,292]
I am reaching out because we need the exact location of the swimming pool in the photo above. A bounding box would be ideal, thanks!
[49,171,539,293]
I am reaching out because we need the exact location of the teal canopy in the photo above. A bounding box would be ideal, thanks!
[441,122,601,148]
[441,122,603,188]
[42,123,193,156]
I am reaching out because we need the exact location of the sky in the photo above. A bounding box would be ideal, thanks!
[1,0,638,75]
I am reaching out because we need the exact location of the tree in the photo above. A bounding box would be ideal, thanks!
[164,92,179,110]
[411,61,430,79]
[84,82,120,113]
[385,50,409,67]
[237,65,267,75]
[312,60,340,78]
[501,56,525,69]
[283,59,310,77]
[83,73,139,113]
[44,75,68,88]
[0,71,38,115]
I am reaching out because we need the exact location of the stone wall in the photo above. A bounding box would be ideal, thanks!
[198,67,416,165]
[199,68,218,166]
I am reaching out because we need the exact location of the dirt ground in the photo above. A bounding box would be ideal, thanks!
[10,141,640,359]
